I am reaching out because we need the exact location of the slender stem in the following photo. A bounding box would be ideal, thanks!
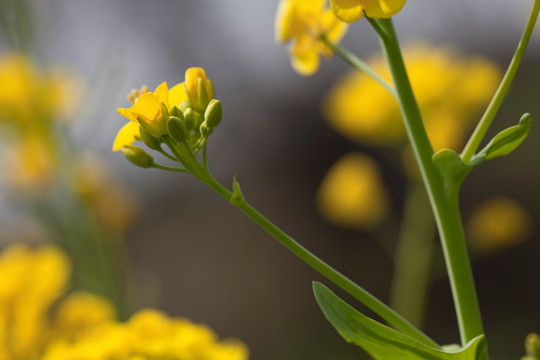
[201,174,438,348]
[151,163,188,172]
[322,36,396,97]
[376,19,484,346]
[389,181,435,328]
[158,147,178,161]
[461,0,540,163]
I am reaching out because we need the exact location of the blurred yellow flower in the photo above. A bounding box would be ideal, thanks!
[467,196,531,254]
[0,53,81,128]
[323,43,502,151]
[275,0,348,75]
[329,0,406,23]
[0,244,249,360]
[4,135,57,192]
[43,309,250,360]
[72,155,140,233]
[317,152,388,228]
[0,244,70,359]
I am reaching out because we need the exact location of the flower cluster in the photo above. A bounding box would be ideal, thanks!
[0,244,249,360]
[324,43,502,151]
[114,67,221,169]
[275,0,406,75]
[275,0,348,75]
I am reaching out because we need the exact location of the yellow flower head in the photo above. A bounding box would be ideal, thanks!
[184,67,214,112]
[275,0,348,75]
[0,53,81,128]
[115,67,215,151]
[467,197,531,254]
[317,152,388,228]
[117,82,187,139]
[43,308,250,360]
[324,43,502,150]
[329,0,406,23]
[0,244,70,358]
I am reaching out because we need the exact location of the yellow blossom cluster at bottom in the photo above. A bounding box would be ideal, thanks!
[0,244,249,360]
[43,309,249,360]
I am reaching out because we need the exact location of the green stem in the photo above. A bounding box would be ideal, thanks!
[389,181,435,328]
[461,0,540,163]
[376,18,484,346]
[158,148,178,161]
[151,163,188,172]
[322,36,396,97]
[201,174,438,348]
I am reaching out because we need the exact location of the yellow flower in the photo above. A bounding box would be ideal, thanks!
[0,53,81,127]
[117,82,187,138]
[317,152,388,228]
[329,0,406,23]
[4,135,58,192]
[43,308,250,360]
[467,197,531,254]
[53,291,117,339]
[0,244,70,358]
[275,0,348,75]
[323,43,502,151]
[72,155,140,233]
[114,67,214,150]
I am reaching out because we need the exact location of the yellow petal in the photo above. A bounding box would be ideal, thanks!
[329,0,364,23]
[168,82,188,108]
[153,81,169,108]
[322,9,348,44]
[117,107,137,122]
[275,1,302,42]
[185,67,208,99]
[113,122,140,151]
[291,49,320,76]
[363,0,406,18]
[130,92,161,123]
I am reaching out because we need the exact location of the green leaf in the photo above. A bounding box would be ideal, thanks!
[470,113,532,166]
[313,282,487,360]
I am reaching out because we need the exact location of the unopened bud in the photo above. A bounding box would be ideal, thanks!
[121,145,154,168]
[526,333,540,357]
[183,108,198,130]
[204,99,222,129]
[167,116,190,143]
[140,127,161,150]
[200,122,212,138]
[170,106,185,121]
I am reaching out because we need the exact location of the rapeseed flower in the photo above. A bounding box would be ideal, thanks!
[329,0,406,23]
[467,197,531,254]
[0,244,249,360]
[275,0,348,75]
[324,43,502,151]
[0,244,70,359]
[317,153,388,228]
[114,67,214,150]
[42,309,249,360]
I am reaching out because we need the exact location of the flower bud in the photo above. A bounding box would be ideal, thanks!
[184,67,214,112]
[121,145,154,168]
[167,116,190,144]
[183,108,198,130]
[170,106,185,121]
[204,99,222,129]
[140,127,162,150]
[526,333,540,357]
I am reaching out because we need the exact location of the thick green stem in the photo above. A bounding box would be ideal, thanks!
[201,174,438,348]
[461,0,540,163]
[389,181,435,328]
[375,19,484,346]
[322,36,396,97]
